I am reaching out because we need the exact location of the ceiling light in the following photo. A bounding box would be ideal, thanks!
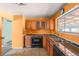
[15,3,26,6]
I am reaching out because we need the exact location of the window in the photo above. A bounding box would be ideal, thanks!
[57,6,79,35]
[71,28,78,32]
[64,28,70,32]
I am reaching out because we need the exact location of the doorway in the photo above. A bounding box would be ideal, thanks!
[2,18,12,55]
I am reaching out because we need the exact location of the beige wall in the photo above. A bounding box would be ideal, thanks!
[12,16,25,48]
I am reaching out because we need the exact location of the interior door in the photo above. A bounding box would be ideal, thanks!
[2,19,12,54]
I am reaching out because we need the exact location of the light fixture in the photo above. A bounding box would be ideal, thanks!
[15,3,26,6]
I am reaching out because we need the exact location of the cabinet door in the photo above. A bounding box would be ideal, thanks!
[47,43,50,55]
[49,45,53,56]
[46,37,48,49]
[41,21,46,29]
[25,36,31,48]
[64,3,77,12]
[43,36,47,48]
[25,21,32,29]
[49,20,54,30]
[36,21,40,29]
[46,21,50,30]
[36,21,47,29]
[31,21,36,30]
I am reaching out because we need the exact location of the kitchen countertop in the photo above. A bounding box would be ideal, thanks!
[48,35,79,56]
[63,42,79,56]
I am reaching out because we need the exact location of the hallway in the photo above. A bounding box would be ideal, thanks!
[4,48,48,56]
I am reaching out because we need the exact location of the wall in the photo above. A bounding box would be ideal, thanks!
[49,18,55,34]
[12,15,25,48]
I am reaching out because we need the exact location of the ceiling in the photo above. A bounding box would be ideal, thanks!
[0,3,65,18]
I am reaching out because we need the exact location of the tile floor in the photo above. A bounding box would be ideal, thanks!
[4,48,48,56]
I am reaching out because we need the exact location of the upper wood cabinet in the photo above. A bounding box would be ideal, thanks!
[64,3,78,12]
[36,21,49,29]
[25,19,50,30]
[25,20,31,29]
[25,18,55,34]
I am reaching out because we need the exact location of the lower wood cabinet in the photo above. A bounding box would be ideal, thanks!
[25,36,31,48]
[47,43,50,55]
[46,36,65,56]
[49,45,53,56]
[46,37,56,56]
[24,35,46,48]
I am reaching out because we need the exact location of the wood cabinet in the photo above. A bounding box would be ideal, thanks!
[25,20,32,29]
[25,18,55,34]
[24,35,47,48]
[48,39,53,56]
[46,37,50,55]
[25,20,49,30]
[46,36,57,56]
[47,42,50,55]
[49,44,53,56]
[43,35,47,48]
[31,21,36,30]
[64,3,78,12]
[25,36,31,48]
